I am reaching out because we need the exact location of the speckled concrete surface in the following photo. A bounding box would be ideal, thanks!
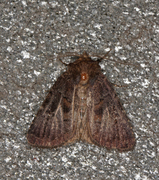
[1,1,159,180]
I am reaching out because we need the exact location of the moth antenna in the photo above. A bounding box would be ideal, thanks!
[97,49,112,62]
[96,49,140,69]
[58,58,68,66]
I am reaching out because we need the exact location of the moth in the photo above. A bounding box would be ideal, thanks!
[27,51,135,151]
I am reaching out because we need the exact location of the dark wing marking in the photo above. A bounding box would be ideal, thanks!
[27,73,77,148]
[87,73,135,151]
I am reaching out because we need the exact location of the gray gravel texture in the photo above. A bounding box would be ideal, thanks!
[1,0,159,180]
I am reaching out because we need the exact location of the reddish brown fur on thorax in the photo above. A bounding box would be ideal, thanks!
[80,72,89,85]
[81,73,87,81]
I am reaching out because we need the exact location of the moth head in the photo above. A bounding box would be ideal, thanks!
[76,51,92,62]
[69,62,101,86]
[66,52,103,86]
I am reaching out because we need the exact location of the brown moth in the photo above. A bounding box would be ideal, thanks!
[27,51,135,151]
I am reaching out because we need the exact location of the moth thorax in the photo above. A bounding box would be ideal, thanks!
[77,86,87,101]
[77,86,88,119]
[80,72,89,85]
